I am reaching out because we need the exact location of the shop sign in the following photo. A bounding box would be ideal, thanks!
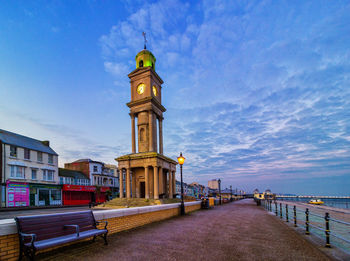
[30,184,61,189]
[63,184,96,192]
[6,181,29,207]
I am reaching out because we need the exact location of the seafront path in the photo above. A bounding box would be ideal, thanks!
[37,199,331,261]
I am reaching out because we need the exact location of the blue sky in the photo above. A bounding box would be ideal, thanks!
[1,0,349,195]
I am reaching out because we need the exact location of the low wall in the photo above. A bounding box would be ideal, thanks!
[0,201,201,261]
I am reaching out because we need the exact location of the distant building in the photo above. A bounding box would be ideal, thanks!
[64,159,117,188]
[208,179,219,190]
[0,129,60,207]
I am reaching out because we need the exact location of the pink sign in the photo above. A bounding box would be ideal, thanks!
[7,182,29,207]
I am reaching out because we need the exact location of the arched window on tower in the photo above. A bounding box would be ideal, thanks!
[139,60,143,67]
[140,128,145,141]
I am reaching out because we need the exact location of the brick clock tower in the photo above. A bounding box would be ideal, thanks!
[116,47,177,200]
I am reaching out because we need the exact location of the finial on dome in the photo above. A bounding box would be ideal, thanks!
[142,32,147,49]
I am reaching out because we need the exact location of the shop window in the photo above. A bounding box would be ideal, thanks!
[24,148,30,160]
[37,152,43,162]
[10,146,17,157]
[48,154,53,164]
[31,169,37,180]
[51,190,61,201]
[10,166,25,179]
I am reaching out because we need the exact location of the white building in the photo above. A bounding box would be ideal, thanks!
[0,129,60,207]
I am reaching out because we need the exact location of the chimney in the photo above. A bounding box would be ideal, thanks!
[42,140,50,146]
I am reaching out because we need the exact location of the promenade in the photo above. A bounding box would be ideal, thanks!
[36,199,332,261]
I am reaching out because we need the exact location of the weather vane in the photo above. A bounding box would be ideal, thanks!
[142,32,147,49]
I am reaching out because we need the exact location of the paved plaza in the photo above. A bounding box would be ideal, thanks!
[36,199,332,261]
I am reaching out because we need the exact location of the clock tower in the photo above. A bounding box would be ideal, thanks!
[116,45,177,200]
[127,49,166,154]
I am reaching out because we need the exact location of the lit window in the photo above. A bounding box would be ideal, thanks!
[10,146,17,157]
[24,148,30,160]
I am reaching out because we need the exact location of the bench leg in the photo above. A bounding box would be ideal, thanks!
[92,235,96,242]
[103,233,108,245]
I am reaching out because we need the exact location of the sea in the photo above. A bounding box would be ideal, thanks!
[277,197,350,209]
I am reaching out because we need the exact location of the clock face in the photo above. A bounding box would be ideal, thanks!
[152,85,157,96]
[137,83,145,94]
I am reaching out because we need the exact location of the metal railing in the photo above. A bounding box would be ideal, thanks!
[261,199,350,250]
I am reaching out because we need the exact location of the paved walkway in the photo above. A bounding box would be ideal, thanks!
[38,199,332,261]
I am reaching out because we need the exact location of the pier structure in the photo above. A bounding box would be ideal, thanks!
[276,195,350,199]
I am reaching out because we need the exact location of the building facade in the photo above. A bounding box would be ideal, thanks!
[0,129,60,207]
[116,47,177,199]
[208,179,219,190]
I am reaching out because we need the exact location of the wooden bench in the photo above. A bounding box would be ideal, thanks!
[15,210,108,260]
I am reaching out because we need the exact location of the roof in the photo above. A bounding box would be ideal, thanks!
[72,159,104,165]
[59,168,89,180]
[0,129,58,155]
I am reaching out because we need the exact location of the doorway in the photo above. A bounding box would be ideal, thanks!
[140,182,145,198]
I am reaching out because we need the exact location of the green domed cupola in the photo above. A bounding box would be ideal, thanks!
[136,49,156,70]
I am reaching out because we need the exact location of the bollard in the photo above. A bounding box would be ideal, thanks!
[286,204,289,222]
[325,213,331,248]
[293,206,297,227]
[280,203,282,219]
[275,202,278,216]
[305,208,310,235]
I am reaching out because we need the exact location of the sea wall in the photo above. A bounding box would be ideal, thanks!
[0,201,201,260]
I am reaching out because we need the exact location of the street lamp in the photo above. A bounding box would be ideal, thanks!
[218,178,222,205]
[230,185,233,202]
[177,152,186,215]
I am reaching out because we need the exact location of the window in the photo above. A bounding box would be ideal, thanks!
[10,146,17,157]
[24,148,30,160]
[31,169,37,180]
[93,166,98,172]
[59,177,64,184]
[48,154,53,164]
[139,60,143,67]
[43,170,54,181]
[37,152,43,162]
[50,190,61,201]
[10,166,25,178]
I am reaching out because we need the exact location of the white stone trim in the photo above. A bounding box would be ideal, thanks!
[0,201,201,236]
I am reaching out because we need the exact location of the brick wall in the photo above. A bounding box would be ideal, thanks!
[0,202,201,260]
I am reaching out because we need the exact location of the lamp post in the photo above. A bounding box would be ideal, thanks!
[230,185,233,202]
[177,152,186,215]
[218,179,222,205]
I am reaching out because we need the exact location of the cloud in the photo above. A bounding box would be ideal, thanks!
[98,0,350,194]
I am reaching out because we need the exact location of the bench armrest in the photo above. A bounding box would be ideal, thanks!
[64,224,80,237]
[19,233,36,247]
[96,220,108,229]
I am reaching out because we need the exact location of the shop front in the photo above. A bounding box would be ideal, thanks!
[6,181,29,207]
[62,184,96,205]
[62,185,111,205]
[29,184,62,206]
